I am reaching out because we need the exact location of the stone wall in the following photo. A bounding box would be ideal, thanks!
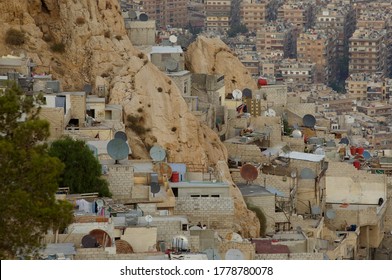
[255,252,324,260]
[104,162,135,202]
[75,247,166,260]
[174,197,234,230]
[69,93,86,126]
[225,142,267,164]
[39,107,64,140]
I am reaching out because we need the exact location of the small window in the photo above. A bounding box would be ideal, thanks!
[211,195,220,198]
[190,195,200,198]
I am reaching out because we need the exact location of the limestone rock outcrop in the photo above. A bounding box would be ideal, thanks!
[0,0,259,237]
[185,36,258,95]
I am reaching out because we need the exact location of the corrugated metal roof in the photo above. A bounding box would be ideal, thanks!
[280,151,324,162]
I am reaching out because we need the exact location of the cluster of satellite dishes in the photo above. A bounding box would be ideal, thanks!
[107,131,130,164]
[231,88,253,100]
[125,10,149,22]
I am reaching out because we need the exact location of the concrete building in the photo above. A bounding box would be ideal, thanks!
[256,22,297,59]
[276,58,316,84]
[141,0,189,29]
[297,29,338,85]
[348,29,387,76]
[277,1,316,31]
[205,0,232,33]
[325,162,388,259]
[124,17,156,46]
[239,0,267,32]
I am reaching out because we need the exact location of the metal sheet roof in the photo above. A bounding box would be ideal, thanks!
[279,151,325,162]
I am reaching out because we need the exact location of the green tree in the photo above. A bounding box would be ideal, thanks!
[48,137,111,197]
[227,24,249,37]
[0,84,73,259]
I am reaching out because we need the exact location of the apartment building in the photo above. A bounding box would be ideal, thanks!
[205,0,232,33]
[240,0,267,32]
[296,29,338,85]
[256,22,297,59]
[348,29,387,76]
[141,0,188,28]
[277,1,316,31]
[276,59,315,84]
[315,4,356,61]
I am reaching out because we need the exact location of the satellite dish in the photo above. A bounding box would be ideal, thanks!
[150,173,160,195]
[89,229,112,247]
[115,240,134,254]
[128,10,137,20]
[314,147,325,155]
[326,209,336,220]
[165,58,178,72]
[303,114,316,128]
[87,144,98,158]
[363,150,371,160]
[311,205,321,215]
[339,137,349,145]
[145,215,153,223]
[232,89,242,100]
[114,131,127,142]
[292,129,302,138]
[81,235,98,248]
[300,168,316,179]
[169,35,178,44]
[107,138,129,163]
[225,249,245,260]
[149,145,166,161]
[240,164,259,183]
[242,88,252,99]
[264,108,276,117]
[153,162,173,178]
[139,13,148,21]
[83,84,92,94]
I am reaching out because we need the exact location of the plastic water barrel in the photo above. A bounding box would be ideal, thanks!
[353,161,360,170]
[356,147,364,155]
[350,146,357,155]
[171,171,180,182]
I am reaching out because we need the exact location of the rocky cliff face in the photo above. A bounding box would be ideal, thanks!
[0,0,259,237]
[185,36,258,94]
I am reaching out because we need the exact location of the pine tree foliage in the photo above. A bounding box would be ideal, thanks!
[0,84,73,259]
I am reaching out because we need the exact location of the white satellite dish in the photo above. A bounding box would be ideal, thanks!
[314,147,325,155]
[264,108,276,117]
[169,35,178,44]
[225,249,245,260]
[232,89,242,100]
[292,129,302,138]
[145,215,153,224]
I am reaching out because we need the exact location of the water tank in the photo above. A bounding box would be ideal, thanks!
[257,77,268,87]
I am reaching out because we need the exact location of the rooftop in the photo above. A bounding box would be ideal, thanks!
[279,151,325,162]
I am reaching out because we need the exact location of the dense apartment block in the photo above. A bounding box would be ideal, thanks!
[296,29,338,85]
[239,0,267,32]
[205,0,232,33]
[277,1,316,31]
[348,29,387,77]
[256,21,297,59]
[276,58,315,84]
[315,4,356,60]
[141,0,189,28]
[346,73,392,101]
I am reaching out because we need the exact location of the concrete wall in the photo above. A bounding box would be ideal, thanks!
[126,21,156,46]
[74,247,166,260]
[121,227,158,253]
[69,93,86,126]
[218,241,255,260]
[39,107,64,140]
[255,252,324,260]
[174,197,234,229]
[104,162,135,202]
